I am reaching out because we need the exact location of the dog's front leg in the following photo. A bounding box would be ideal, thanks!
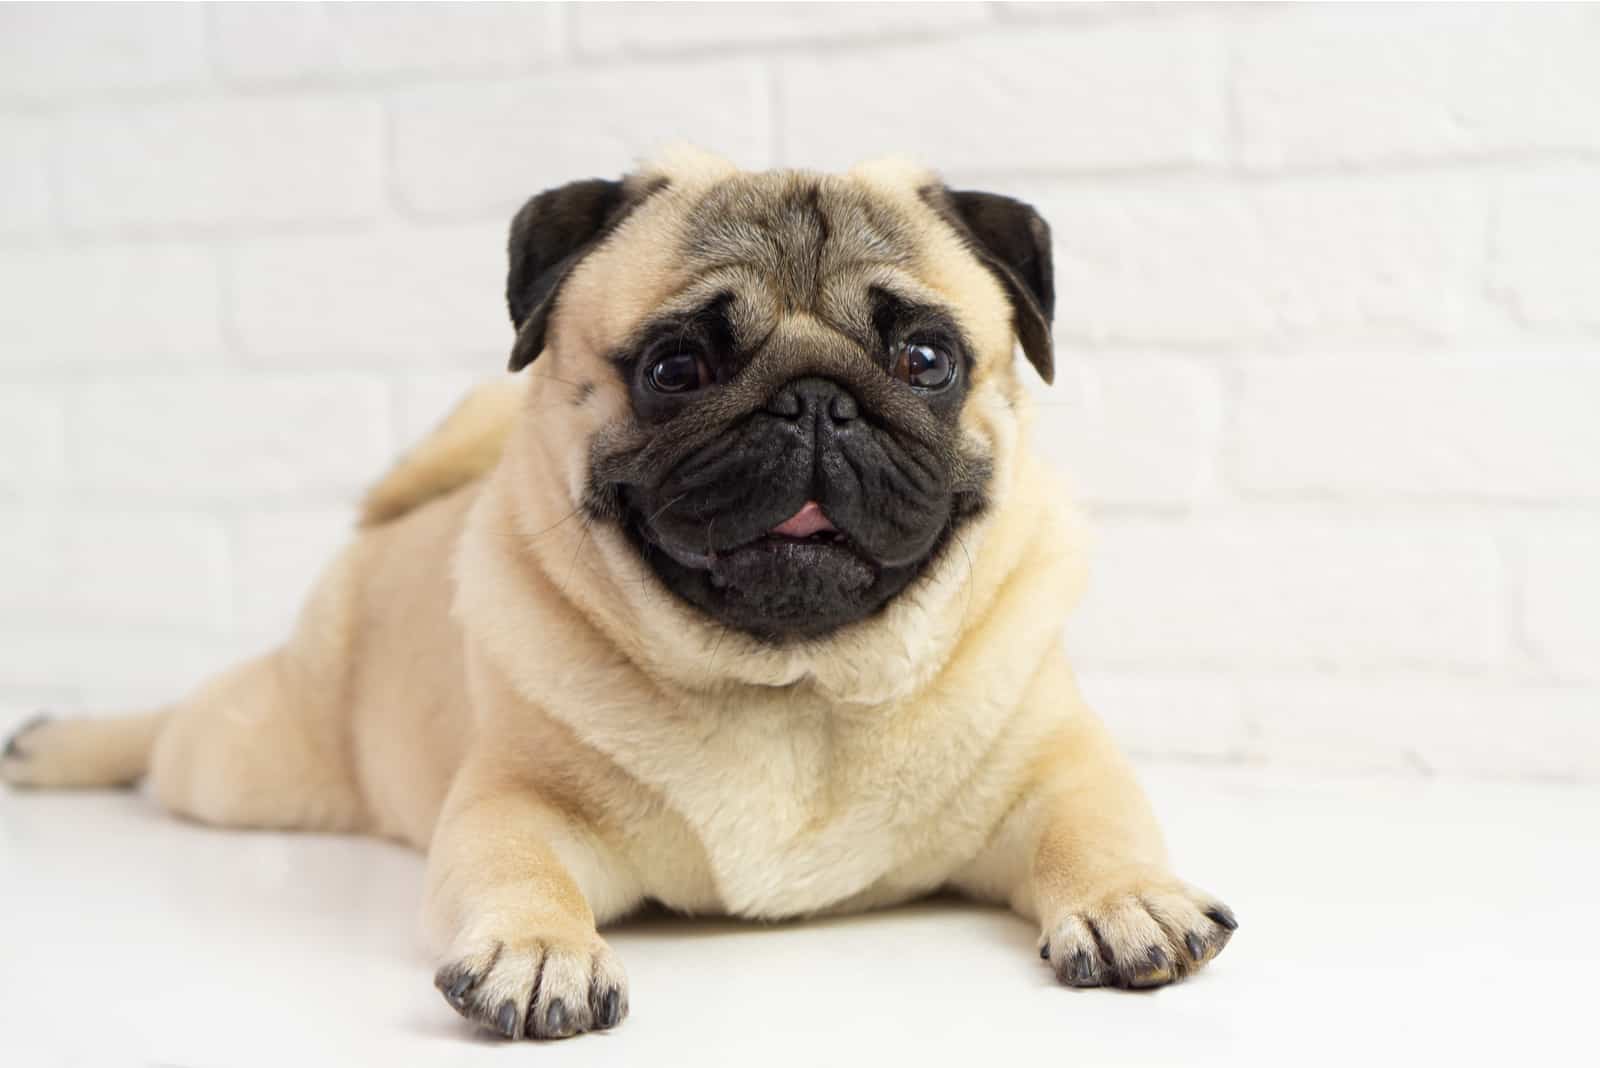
[956,656,1237,989]
[424,756,636,1040]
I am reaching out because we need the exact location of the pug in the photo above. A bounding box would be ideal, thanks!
[2,148,1235,1040]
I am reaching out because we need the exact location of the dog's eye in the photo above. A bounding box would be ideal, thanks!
[893,343,957,390]
[645,353,709,394]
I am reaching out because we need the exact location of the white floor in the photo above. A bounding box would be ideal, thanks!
[2,763,1594,1067]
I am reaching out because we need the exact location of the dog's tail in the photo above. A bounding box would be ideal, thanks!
[359,376,528,528]
[1,709,169,790]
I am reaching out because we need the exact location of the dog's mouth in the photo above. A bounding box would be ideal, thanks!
[617,484,970,641]
[645,500,875,581]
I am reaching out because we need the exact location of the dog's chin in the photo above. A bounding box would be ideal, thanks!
[623,519,945,642]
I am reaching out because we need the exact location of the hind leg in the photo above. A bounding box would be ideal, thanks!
[4,650,369,835]
[146,651,369,833]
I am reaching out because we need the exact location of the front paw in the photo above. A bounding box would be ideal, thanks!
[434,931,628,1040]
[1038,878,1236,990]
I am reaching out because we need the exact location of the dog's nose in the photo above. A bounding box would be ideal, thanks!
[765,377,859,424]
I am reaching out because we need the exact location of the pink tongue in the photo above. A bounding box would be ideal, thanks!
[770,501,836,539]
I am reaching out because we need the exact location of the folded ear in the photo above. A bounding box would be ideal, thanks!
[505,177,650,371]
[930,188,1056,384]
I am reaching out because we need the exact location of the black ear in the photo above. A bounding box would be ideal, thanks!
[505,178,633,372]
[935,189,1056,384]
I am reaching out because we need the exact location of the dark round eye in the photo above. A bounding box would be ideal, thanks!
[894,343,956,390]
[645,352,709,394]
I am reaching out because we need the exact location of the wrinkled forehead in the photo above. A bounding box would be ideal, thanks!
[685,175,911,293]
[552,168,1011,365]
[673,174,933,348]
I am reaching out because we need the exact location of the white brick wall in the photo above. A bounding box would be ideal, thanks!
[1491,173,1600,331]
[386,63,772,217]
[2,2,1596,781]
[0,5,209,99]
[1231,5,1600,166]
[72,376,393,499]
[1233,360,1600,499]
[228,225,507,361]
[1031,176,1485,347]
[1,245,226,365]
[210,2,566,83]
[0,116,50,235]
[779,18,1226,172]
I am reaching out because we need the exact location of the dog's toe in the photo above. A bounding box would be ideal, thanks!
[1040,879,1236,991]
[434,933,628,1041]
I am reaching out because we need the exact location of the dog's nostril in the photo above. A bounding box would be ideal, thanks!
[829,393,858,423]
[765,388,803,419]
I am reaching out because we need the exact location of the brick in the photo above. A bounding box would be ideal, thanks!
[211,2,563,83]
[0,4,207,98]
[1078,673,1251,761]
[1522,528,1600,681]
[0,117,50,234]
[1066,520,1505,670]
[72,376,393,499]
[1235,360,1600,501]
[779,21,1224,172]
[574,2,988,56]
[1243,678,1600,781]
[388,64,771,218]
[1027,359,1222,508]
[1030,176,1481,347]
[59,97,381,231]
[0,386,66,490]
[0,245,224,366]
[1234,5,1600,168]
[234,510,354,638]
[228,225,509,362]
[60,513,231,629]
[1491,174,1600,332]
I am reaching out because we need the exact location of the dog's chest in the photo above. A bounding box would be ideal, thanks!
[564,687,1020,918]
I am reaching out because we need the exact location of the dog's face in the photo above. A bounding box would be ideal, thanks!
[502,153,1053,644]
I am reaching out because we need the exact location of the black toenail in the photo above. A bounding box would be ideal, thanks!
[597,988,620,1028]
[1206,906,1238,931]
[545,998,569,1035]
[2,714,49,760]
[495,1000,518,1037]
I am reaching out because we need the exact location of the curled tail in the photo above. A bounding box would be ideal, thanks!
[359,376,526,527]
[1,710,168,789]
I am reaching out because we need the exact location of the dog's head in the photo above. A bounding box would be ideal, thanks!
[501,151,1053,647]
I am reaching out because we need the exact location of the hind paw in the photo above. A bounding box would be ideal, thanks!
[0,714,53,786]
